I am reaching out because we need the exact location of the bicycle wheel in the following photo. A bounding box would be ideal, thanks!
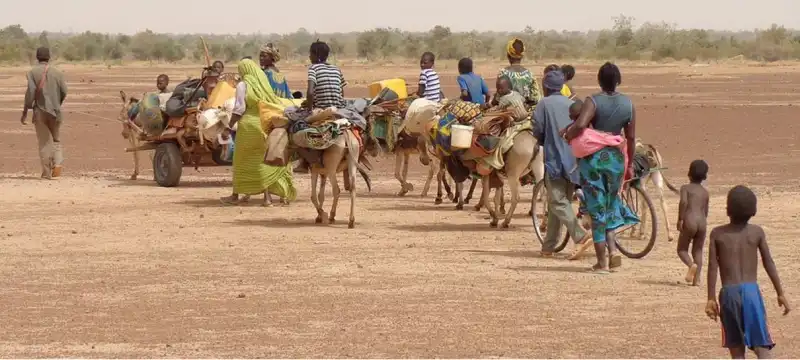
[615,184,658,259]
[532,180,571,253]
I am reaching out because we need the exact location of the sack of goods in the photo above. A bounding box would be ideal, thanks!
[136,92,165,136]
[197,97,236,142]
[404,98,442,135]
[164,78,206,118]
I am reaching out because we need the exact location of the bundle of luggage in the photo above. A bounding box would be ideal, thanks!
[366,85,426,152]
[125,74,239,162]
[127,92,172,135]
[430,100,514,156]
[262,102,368,167]
[428,99,530,178]
[126,77,218,137]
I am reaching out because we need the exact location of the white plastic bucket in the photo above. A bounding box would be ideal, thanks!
[450,124,474,149]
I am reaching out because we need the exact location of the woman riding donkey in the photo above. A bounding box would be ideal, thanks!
[498,38,541,110]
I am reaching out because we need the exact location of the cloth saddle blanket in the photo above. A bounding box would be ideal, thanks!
[291,119,352,150]
[293,126,364,169]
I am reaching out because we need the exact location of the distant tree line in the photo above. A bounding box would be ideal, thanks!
[2,16,799,64]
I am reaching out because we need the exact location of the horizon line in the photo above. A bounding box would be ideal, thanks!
[15,23,795,37]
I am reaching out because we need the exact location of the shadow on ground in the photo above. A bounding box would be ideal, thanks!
[638,279,691,288]
[177,198,306,208]
[464,249,549,259]
[368,203,455,212]
[109,178,232,189]
[388,222,527,232]
[230,217,360,229]
[508,265,592,274]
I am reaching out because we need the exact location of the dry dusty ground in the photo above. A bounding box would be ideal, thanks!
[0,61,799,358]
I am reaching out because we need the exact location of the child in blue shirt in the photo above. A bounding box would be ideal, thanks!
[456,57,490,105]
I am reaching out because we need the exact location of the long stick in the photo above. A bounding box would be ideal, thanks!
[184,36,212,118]
[200,36,211,68]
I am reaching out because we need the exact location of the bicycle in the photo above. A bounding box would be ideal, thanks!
[531,168,660,259]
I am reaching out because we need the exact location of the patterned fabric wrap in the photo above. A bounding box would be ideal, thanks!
[440,99,482,124]
[265,69,292,99]
[290,123,343,150]
[506,38,524,59]
[431,112,459,157]
[577,147,640,243]
[498,68,541,106]
[136,92,164,135]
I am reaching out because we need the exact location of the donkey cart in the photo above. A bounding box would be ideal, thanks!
[120,67,236,187]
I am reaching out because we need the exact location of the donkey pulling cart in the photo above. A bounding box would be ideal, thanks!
[120,64,238,187]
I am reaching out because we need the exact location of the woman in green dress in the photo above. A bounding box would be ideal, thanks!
[220,59,296,205]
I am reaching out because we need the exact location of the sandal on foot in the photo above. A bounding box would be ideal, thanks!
[568,237,593,261]
[540,251,555,258]
[609,254,622,269]
[685,264,698,284]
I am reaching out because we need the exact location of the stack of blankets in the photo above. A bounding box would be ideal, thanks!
[282,105,367,150]
[430,99,532,177]
[261,102,368,167]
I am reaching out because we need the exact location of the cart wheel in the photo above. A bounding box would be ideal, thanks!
[211,146,232,166]
[153,142,182,187]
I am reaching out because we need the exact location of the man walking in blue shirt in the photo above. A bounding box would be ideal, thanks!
[533,70,591,258]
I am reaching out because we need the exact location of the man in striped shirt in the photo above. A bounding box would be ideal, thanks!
[296,40,347,174]
[417,52,444,102]
[306,40,345,109]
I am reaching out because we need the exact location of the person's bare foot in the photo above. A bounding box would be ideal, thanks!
[685,264,698,284]
[51,165,62,178]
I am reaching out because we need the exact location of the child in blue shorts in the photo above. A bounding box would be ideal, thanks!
[706,185,791,358]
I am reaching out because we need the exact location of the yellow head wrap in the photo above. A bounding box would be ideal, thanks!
[506,38,525,60]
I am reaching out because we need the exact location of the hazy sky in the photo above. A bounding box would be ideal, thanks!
[4,0,797,34]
